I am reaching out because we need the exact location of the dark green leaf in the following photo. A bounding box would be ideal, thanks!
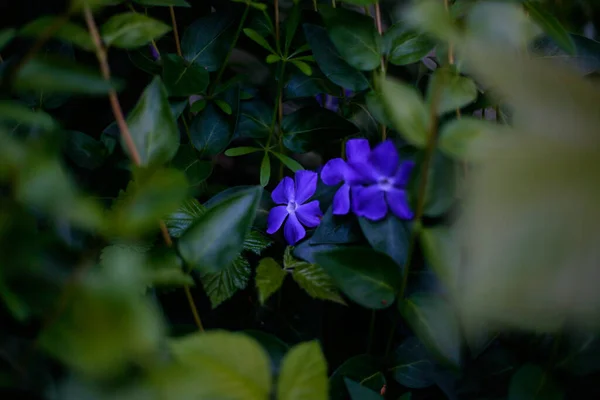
[420,227,458,293]
[329,355,386,400]
[524,1,574,55]
[64,130,107,170]
[532,33,600,75]
[277,341,328,400]
[365,90,394,128]
[427,67,478,115]
[164,198,206,238]
[284,5,301,54]
[340,0,377,4]
[20,17,94,51]
[129,47,162,75]
[14,56,116,95]
[508,364,564,400]
[171,145,213,191]
[320,6,381,71]
[384,25,435,66]
[162,54,209,97]
[235,100,272,139]
[0,100,56,130]
[244,28,276,53]
[178,186,262,273]
[303,24,369,91]
[191,103,232,157]
[293,241,346,265]
[126,76,180,166]
[284,70,342,99]
[315,247,400,309]
[311,206,362,245]
[101,12,170,49]
[419,150,456,217]
[282,107,358,153]
[170,100,188,120]
[0,28,16,51]
[260,152,270,187]
[399,294,461,368]
[256,257,286,304]
[225,146,262,156]
[344,378,383,400]
[390,337,435,389]
[133,0,190,6]
[200,255,251,308]
[182,11,235,72]
[359,215,410,267]
[272,152,304,173]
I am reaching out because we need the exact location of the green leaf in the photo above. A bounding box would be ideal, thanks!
[314,247,400,309]
[365,89,394,128]
[532,33,600,75]
[110,168,189,237]
[524,1,574,55]
[284,5,301,54]
[379,77,429,148]
[255,257,286,304]
[339,0,377,5]
[190,99,207,113]
[303,24,369,91]
[145,247,193,287]
[390,337,435,389]
[272,152,304,172]
[419,150,456,218]
[420,227,459,294]
[162,54,209,97]
[178,186,262,273]
[384,25,435,66]
[164,198,206,238]
[399,294,461,368]
[244,330,289,375]
[311,206,362,245]
[320,6,381,71]
[129,47,162,75]
[190,103,232,157]
[0,100,56,130]
[359,215,410,267]
[291,60,313,76]
[260,152,271,187]
[277,341,328,400]
[214,99,233,115]
[69,0,124,12]
[200,255,251,308]
[20,17,94,51]
[236,100,272,139]
[153,331,272,399]
[292,260,346,305]
[243,230,273,255]
[244,28,276,53]
[282,107,358,153]
[329,355,386,400]
[508,364,564,400]
[133,0,190,6]
[171,145,213,191]
[101,12,170,49]
[182,11,234,72]
[225,146,262,156]
[344,379,383,400]
[405,0,459,42]
[64,130,108,170]
[126,76,179,166]
[14,56,116,95]
[0,28,16,51]
[266,54,281,64]
[427,67,478,115]
[284,70,342,99]
[438,117,497,161]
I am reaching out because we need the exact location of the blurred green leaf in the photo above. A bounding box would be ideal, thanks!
[64,130,107,170]
[162,54,209,97]
[303,24,369,91]
[384,25,434,66]
[329,355,386,400]
[244,330,289,375]
[438,117,498,161]
[339,0,377,5]
[214,99,232,115]
[524,1,574,55]
[190,99,207,113]
[0,100,57,130]
[182,11,234,72]
[359,215,410,267]
[284,4,301,55]
[260,152,270,187]
[126,76,180,166]
[427,67,478,115]
[508,364,564,400]
[320,6,381,71]
[532,33,600,75]
[20,17,94,51]
[0,28,16,51]
[178,186,262,273]
[315,247,399,309]
[70,0,124,12]
[419,150,456,218]
[282,107,358,153]
[277,341,328,400]
[390,337,435,389]
[255,257,286,304]
[291,60,313,76]
[344,378,383,400]
[405,0,458,42]
[133,0,190,6]
[101,12,170,49]
[420,227,458,294]
[191,103,233,157]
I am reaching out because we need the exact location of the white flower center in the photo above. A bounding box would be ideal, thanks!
[377,177,395,192]
[287,201,298,214]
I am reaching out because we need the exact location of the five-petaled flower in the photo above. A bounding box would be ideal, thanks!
[267,170,323,245]
[322,139,415,221]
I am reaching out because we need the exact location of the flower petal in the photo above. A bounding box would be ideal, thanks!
[296,200,322,228]
[346,138,370,163]
[369,140,399,178]
[332,183,351,215]
[387,189,414,220]
[394,160,416,187]
[321,158,347,186]
[284,213,306,245]
[352,185,387,221]
[344,162,377,185]
[294,170,318,204]
[266,206,289,234]
[272,176,295,204]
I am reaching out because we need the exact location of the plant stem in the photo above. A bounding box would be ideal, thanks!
[373,2,387,141]
[169,6,182,57]
[275,0,281,54]
[313,0,318,12]
[83,5,204,332]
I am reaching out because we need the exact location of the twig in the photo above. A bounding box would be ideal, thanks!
[83,5,204,332]
[169,6,182,57]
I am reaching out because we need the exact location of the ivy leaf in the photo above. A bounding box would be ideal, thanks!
[255,257,286,304]
[320,6,381,71]
[427,67,478,116]
[390,337,435,389]
[152,331,272,399]
[20,17,94,51]
[277,341,328,400]
[178,186,262,273]
[314,247,400,309]
[126,76,180,166]
[200,255,251,308]
[162,54,209,97]
[182,11,235,72]
[101,12,171,49]
[282,107,359,153]
[190,103,233,157]
[344,378,383,400]
[303,24,369,91]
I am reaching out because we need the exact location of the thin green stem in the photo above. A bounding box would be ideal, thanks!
[209,4,250,95]
[332,0,336,8]
[313,0,318,12]
[373,2,387,140]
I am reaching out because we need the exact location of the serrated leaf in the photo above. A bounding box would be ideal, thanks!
[292,262,346,305]
[164,198,206,238]
[101,12,171,49]
[200,255,251,308]
[256,257,286,304]
[243,230,273,255]
[277,341,328,400]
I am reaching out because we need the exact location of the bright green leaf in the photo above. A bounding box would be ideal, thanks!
[255,257,286,304]
[266,54,281,63]
[277,341,328,400]
[191,99,207,113]
[291,60,312,76]
[101,12,171,49]
[292,261,346,305]
[214,99,233,115]
[225,146,262,156]
[272,152,304,172]
[244,28,276,53]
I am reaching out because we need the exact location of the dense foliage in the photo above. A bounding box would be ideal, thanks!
[1,0,600,399]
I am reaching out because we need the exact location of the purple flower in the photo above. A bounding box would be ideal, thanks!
[149,44,160,61]
[314,90,353,113]
[267,170,323,245]
[321,139,415,221]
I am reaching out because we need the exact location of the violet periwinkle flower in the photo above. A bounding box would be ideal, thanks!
[321,139,415,221]
[267,170,323,245]
[149,44,160,61]
[315,90,354,113]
